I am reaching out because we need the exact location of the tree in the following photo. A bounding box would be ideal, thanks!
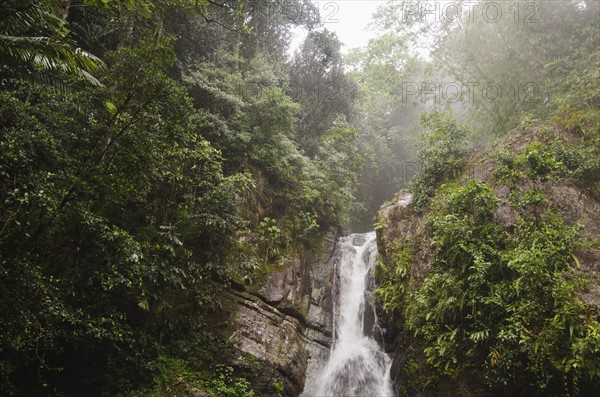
[290,29,356,157]
[371,0,600,136]
[409,112,469,211]
[0,32,250,394]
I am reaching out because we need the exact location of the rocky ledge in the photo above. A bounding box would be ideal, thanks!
[214,229,340,396]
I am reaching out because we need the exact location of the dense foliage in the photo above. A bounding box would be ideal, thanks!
[0,0,364,395]
[370,7,600,392]
[375,125,600,395]
[370,2,600,394]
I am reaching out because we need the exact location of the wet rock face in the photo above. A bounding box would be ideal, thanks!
[351,234,367,246]
[302,232,340,392]
[217,228,340,397]
[362,244,378,340]
[223,290,308,396]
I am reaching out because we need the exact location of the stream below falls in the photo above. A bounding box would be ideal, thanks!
[301,232,394,396]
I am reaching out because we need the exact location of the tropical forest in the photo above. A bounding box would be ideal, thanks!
[0,1,599,396]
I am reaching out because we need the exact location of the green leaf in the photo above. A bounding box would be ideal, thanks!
[105,101,117,114]
[570,253,581,269]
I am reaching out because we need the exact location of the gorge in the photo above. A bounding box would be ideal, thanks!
[210,231,395,397]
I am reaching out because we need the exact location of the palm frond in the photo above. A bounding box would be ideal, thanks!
[0,1,104,88]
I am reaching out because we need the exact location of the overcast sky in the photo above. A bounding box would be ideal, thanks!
[289,1,388,55]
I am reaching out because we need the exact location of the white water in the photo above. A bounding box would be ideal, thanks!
[302,232,394,397]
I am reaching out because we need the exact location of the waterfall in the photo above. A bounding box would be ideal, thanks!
[302,232,394,397]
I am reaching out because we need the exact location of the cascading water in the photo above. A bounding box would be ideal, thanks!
[302,232,394,397]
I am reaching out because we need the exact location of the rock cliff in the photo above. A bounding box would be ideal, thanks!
[213,229,340,396]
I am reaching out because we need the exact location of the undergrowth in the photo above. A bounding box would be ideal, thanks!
[376,129,600,396]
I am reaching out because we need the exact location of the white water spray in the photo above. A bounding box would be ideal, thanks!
[302,232,394,397]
